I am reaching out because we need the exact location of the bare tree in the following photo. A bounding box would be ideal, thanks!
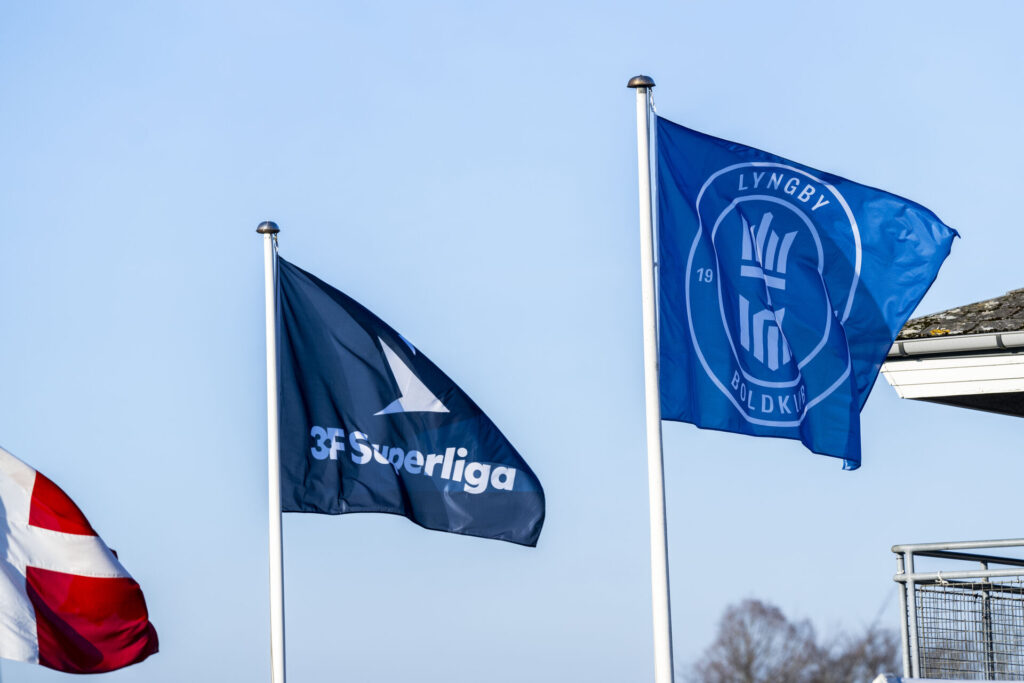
[818,623,902,683]
[688,599,901,683]
[689,599,820,683]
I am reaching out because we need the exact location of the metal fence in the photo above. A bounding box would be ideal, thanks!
[893,539,1024,680]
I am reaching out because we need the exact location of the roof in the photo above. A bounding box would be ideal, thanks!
[898,288,1024,340]
[883,288,1024,419]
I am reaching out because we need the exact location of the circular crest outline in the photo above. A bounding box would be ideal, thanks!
[683,162,862,427]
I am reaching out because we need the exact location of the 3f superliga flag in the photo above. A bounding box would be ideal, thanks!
[656,116,957,468]
[278,258,545,546]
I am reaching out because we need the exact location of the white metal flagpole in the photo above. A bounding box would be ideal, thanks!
[258,220,286,683]
[627,75,674,683]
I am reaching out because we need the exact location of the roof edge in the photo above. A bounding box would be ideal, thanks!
[888,331,1024,359]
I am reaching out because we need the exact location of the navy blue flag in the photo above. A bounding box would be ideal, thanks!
[656,116,957,469]
[277,258,545,546]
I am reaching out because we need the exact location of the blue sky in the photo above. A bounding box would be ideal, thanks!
[1,1,1022,681]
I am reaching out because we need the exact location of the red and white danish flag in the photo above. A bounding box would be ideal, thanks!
[0,446,158,673]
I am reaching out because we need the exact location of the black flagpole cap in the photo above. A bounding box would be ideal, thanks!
[256,221,280,234]
[627,75,655,89]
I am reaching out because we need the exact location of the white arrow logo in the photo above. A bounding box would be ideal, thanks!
[374,337,449,416]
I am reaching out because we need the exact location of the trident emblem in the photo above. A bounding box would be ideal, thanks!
[738,212,797,371]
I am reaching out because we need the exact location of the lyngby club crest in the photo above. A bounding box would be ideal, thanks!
[684,162,861,427]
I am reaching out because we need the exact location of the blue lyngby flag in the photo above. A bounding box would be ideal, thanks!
[277,258,545,546]
[656,116,958,468]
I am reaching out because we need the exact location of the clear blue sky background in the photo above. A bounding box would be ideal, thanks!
[1,2,1022,681]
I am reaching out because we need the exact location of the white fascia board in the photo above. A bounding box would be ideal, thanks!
[884,329,1024,358]
[882,353,1024,399]
[888,331,1024,358]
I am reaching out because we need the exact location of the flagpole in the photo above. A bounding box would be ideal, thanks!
[257,220,286,683]
[628,75,674,683]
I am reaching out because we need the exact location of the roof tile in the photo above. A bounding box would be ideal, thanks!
[897,289,1024,340]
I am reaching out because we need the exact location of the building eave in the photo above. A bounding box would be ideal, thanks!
[887,330,1024,359]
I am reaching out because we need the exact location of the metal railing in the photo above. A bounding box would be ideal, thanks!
[894,539,1024,680]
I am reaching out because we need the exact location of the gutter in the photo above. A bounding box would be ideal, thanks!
[887,330,1024,359]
